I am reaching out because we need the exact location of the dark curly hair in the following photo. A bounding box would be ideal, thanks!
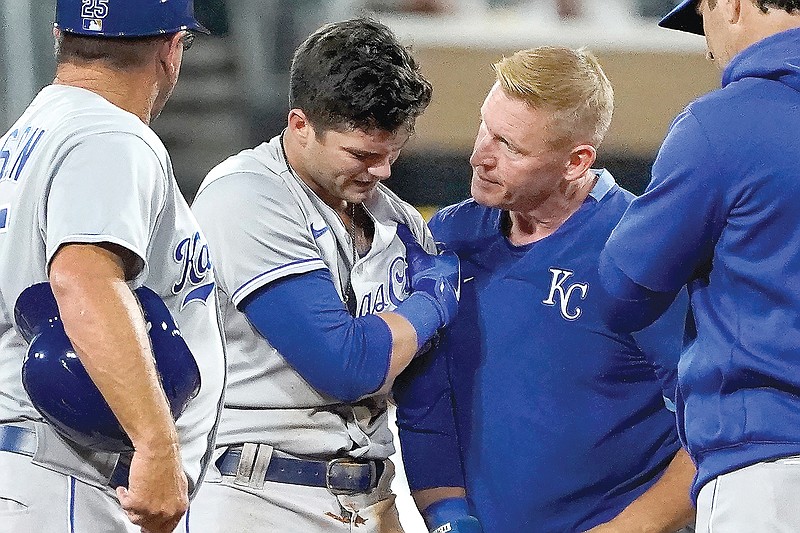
[712,0,800,12]
[753,0,800,12]
[289,18,432,134]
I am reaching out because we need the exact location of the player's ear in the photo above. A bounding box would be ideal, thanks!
[565,144,596,182]
[721,0,742,25]
[288,109,312,147]
[157,33,183,76]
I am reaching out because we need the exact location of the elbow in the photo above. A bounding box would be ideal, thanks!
[305,330,390,403]
[595,280,643,333]
[597,292,662,333]
[323,374,383,403]
[320,316,391,401]
[598,251,655,333]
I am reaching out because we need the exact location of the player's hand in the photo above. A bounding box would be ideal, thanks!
[116,441,189,533]
[396,223,460,327]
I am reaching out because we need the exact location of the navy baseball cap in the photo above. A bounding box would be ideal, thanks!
[659,0,705,35]
[55,0,209,38]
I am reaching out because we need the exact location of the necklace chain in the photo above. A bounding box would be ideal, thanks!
[349,202,358,264]
[343,202,358,312]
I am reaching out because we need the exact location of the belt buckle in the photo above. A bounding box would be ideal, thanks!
[325,457,375,496]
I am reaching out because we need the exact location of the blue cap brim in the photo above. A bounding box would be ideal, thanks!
[187,19,210,35]
[659,0,705,35]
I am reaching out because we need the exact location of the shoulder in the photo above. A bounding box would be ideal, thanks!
[42,89,173,180]
[431,198,493,228]
[55,86,167,152]
[197,137,287,197]
[658,74,756,157]
[593,170,635,216]
[370,184,426,226]
[429,199,497,247]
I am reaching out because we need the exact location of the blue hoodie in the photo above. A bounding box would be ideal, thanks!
[600,27,800,501]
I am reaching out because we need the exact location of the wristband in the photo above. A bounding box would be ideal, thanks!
[395,292,444,350]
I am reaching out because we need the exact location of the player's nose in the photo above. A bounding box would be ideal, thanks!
[368,157,392,180]
[470,139,493,169]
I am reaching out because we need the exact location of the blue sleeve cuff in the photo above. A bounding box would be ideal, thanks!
[395,292,444,350]
[423,497,483,533]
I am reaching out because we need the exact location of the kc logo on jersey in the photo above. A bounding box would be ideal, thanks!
[542,268,588,321]
[173,231,214,309]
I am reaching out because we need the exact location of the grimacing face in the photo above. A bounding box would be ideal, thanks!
[300,124,410,207]
[470,83,573,213]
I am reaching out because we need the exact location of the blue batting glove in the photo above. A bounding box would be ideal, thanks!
[396,223,460,325]
[394,224,460,351]
[423,497,483,533]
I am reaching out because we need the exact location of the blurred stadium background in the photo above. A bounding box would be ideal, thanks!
[0,1,716,530]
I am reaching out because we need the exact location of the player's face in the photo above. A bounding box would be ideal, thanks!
[302,125,410,207]
[470,83,572,212]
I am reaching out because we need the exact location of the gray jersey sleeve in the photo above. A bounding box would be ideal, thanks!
[45,131,167,279]
[192,171,326,307]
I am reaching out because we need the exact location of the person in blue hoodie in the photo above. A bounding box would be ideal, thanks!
[599,0,800,530]
[394,46,696,533]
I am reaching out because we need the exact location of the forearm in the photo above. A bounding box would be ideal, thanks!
[50,244,178,451]
[394,346,465,496]
[592,448,695,533]
[374,312,417,394]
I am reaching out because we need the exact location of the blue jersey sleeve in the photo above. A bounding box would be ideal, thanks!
[394,344,465,491]
[600,110,726,330]
[241,269,392,402]
[630,288,689,405]
[393,210,465,491]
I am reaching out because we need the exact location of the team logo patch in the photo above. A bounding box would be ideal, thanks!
[542,267,588,320]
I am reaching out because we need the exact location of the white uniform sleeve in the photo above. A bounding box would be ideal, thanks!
[45,131,167,278]
[192,171,326,307]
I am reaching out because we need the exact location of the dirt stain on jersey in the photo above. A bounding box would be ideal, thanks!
[324,511,368,527]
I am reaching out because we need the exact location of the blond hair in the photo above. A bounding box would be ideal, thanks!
[493,46,614,149]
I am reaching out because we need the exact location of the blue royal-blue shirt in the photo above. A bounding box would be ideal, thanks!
[395,171,684,532]
[600,28,800,501]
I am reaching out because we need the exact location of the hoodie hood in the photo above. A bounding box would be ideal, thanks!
[723,27,800,92]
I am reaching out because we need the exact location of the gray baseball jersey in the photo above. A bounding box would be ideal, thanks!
[0,85,226,492]
[192,133,433,460]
